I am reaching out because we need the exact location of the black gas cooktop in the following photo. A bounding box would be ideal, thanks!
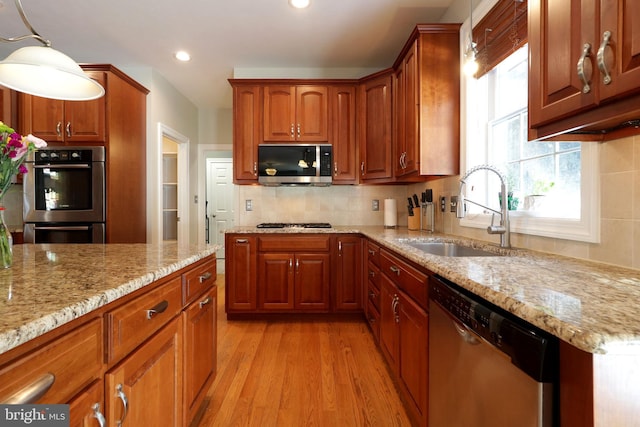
[256,222,332,229]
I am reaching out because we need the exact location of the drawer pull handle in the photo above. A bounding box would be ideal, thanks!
[3,373,55,404]
[65,122,72,138]
[597,30,612,85]
[92,403,106,427]
[199,296,212,308]
[115,384,129,427]
[389,266,401,276]
[236,238,249,244]
[199,272,212,283]
[146,300,169,319]
[577,43,592,93]
[368,270,375,277]
[368,249,376,255]
[55,122,62,137]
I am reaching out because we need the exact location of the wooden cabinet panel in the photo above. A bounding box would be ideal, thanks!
[294,253,331,310]
[359,72,393,181]
[379,274,400,372]
[232,85,261,182]
[226,235,257,311]
[394,40,419,178]
[183,287,217,425]
[380,249,428,310]
[263,85,328,142]
[0,319,102,405]
[264,86,296,141]
[68,380,105,427]
[258,252,295,310]
[334,235,363,311]
[258,235,330,252]
[296,86,328,141]
[330,85,358,184]
[106,277,182,364]
[182,257,216,305]
[106,316,182,427]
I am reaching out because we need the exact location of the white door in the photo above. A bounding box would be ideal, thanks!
[205,159,234,259]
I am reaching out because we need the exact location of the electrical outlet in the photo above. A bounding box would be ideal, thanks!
[245,199,252,211]
[372,199,380,211]
[440,196,446,212]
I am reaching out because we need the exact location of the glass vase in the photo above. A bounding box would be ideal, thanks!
[0,207,13,268]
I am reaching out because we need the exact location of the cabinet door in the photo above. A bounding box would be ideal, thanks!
[330,85,357,183]
[296,86,328,141]
[65,71,106,143]
[19,94,65,142]
[69,380,105,427]
[398,292,428,426]
[401,41,419,176]
[294,252,331,310]
[106,316,182,427]
[359,72,393,181]
[225,235,257,311]
[232,85,261,182]
[183,287,217,425]
[258,252,295,309]
[263,85,295,141]
[598,0,640,101]
[379,274,399,372]
[334,236,363,311]
[528,0,598,127]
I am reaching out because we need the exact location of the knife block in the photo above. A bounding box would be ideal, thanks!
[408,214,420,230]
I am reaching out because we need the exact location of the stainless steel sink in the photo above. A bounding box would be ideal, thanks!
[404,241,501,257]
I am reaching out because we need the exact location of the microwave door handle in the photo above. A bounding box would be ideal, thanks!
[33,164,91,169]
[33,226,91,231]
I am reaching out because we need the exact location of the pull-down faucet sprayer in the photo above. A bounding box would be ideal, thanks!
[456,164,511,248]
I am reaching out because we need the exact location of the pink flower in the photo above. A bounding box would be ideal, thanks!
[25,134,47,149]
[18,164,28,174]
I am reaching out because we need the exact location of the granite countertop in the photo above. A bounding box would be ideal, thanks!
[227,225,640,355]
[0,243,217,356]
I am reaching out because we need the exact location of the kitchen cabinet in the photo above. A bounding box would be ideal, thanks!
[378,248,429,427]
[257,235,331,311]
[393,24,460,179]
[263,85,328,142]
[358,71,393,182]
[68,380,105,427]
[529,0,640,140]
[365,241,382,341]
[329,85,358,184]
[0,84,16,126]
[225,234,257,311]
[333,235,363,311]
[19,71,106,144]
[231,84,261,183]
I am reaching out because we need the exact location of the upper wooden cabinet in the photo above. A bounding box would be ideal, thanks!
[19,71,106,144]
[263,85,328,142]
[359,71,393,182]
[393,24,460,179]
[232,85,261,183]
[529,0,640,140]
[330,85,358,184]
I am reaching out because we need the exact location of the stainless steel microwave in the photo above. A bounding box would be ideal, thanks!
[258,144,332,186]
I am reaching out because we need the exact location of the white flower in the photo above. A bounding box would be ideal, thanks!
[25,134,47,149]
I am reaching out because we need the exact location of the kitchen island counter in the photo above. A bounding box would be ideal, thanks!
[226,225,640,355]
[0,243,217,356]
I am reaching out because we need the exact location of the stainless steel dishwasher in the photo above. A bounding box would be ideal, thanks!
[429,275,559,427]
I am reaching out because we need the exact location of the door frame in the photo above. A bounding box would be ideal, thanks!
[197,143,233,245]
[157,123,189,244]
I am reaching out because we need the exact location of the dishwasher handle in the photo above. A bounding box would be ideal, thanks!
[452,319,481,345]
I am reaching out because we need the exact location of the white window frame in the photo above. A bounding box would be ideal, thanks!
[459,1,600,243]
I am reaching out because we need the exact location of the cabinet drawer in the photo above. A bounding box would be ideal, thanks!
[258,235,330,252]
[367,280,381,312]
[380,249,428,310]
[366,240,381,267]
[367,261,380,290]
[183,257,217,305]
[106,277,182,363]
[366,300,380,342]
[0,319,102,404]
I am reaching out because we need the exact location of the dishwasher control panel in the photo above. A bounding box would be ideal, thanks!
[430,275,559,383]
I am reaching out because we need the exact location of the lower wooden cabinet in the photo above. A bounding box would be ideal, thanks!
[68,380,105,427]
[105,316,183,427]
[334,235,363,311]
[225,234,257,311]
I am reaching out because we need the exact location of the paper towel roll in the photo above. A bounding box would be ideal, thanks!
[384,198,397,228]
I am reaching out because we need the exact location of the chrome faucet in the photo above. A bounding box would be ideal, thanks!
[456,164,511,248]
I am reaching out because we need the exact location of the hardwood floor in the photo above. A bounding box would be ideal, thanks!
[194,275,413,426]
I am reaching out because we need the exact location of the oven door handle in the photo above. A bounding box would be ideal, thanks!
[33,164,91,169]
[33,226,91,231]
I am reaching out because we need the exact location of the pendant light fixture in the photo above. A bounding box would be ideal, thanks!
[0,0,104,100]
[463,0,479,76]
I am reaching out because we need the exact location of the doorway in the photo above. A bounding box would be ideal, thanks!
[205,157,235,268]
[158,123,189,244]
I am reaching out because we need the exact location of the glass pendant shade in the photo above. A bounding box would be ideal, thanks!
[0,45,104,100]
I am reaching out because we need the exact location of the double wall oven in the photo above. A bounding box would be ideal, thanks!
[23,146,106,243]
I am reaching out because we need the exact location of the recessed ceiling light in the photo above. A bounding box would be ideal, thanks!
[175,51,191,62]
[289,0,310,9]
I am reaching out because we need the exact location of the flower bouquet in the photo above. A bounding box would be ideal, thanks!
[0,122,46,267]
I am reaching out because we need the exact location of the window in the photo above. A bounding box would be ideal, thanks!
[463,44,600,242]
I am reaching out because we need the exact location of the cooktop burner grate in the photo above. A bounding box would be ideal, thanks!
[257,222,332,229]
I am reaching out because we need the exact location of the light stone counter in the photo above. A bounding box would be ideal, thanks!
[227,225,640,354]
[0,243,218,356]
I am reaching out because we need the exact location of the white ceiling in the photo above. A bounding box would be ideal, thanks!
[0,0,457,110]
